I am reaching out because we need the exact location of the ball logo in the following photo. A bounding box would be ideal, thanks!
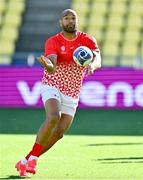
[73,46,93,66]
[77,49,91,65]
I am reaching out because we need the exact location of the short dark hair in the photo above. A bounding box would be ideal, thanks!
[60,9,77,19]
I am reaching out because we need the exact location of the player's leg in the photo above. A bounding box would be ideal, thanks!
[40,113,73,155]
[40,92,78,155]
[25,98,61,174]
[15,98,61,176]
[15,85,61,176]
[35,98,61,146]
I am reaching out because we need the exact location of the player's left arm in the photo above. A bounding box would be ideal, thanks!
[85,35,101,75]
[87,49,101,75]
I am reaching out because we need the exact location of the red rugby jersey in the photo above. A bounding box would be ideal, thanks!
[42,31,99,99]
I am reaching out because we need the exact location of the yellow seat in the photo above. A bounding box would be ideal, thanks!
[124,29,140,44]
[122,43,138,57]
[127,14,142,30]
[94,0,108,2]
[110,1,127,15]
[3,12,22,27]
[72,0,88,12]
[0,41,15,54]
[0,26,19,41]
[88,15,106,31]
[103,42,119,57]
[0,55,12,65]
[92,1,108,15]
[87,28,103,42]
[103,36,121,66]
[0,12,3,25]
[103,40,119,66]
[105,29,122,43]
[0,0,6,13]
[129,1,143,15]
[7,0,25,14]
[108,15,125,29]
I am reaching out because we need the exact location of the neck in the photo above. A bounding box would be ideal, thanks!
[61,31,77,39]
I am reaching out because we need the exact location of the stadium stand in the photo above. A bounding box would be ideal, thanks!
[72,0,142,67]
[0,0,142,67]
[16,0,71,52]
[0,0,25,65]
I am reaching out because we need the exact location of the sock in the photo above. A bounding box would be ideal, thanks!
[21,158,27,164]
[25,152,32,160]
[25,143,44,160]
[28,155,38,161]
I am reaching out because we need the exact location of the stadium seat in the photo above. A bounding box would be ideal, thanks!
[124,29,140,44]
[110,1,127,15]
[0,12,2,26]
[92,1,108,15]
[3,12,22,27]
[0,55,12,65]
[126,14,142,30]
[0,41,15,54]
[0,26,19,41]
[88,15,106,31]
[122,42,138,57]
[105,29,123,44]
[87,28,103,43]
[0,40,15,65]
[107,15,125,30]
[0,0,6,13]
[129,1,143,16]
[103,41,120,57]
[7,0,25,14]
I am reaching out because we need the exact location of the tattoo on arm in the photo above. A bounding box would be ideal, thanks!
[47,54,57,66]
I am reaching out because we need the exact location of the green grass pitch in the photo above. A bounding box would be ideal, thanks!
[1,135,143,179]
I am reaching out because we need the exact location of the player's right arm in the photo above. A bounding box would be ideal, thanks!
[37,37,58,73]
[37,54,57,74]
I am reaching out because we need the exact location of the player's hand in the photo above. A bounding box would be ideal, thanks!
[87,63,95,76]
[37,55,55,73]
[87,63,100,76]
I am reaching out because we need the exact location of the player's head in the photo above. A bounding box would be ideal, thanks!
[59,9,78,33]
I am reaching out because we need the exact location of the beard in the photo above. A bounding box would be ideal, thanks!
[62,24,77,33]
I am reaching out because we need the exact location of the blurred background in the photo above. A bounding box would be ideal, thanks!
[0,0,143,135]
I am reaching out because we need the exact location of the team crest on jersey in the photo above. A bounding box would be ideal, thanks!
[61,46,65,51]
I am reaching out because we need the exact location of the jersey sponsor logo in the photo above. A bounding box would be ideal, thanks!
[61,46,65,51]
[60,46,67,54]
